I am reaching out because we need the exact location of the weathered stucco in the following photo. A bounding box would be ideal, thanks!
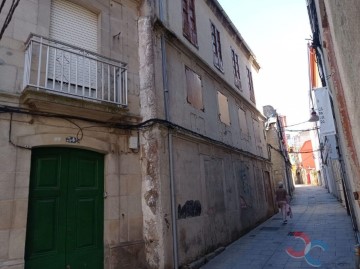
[313,0,360,228]
[0,0,276,269]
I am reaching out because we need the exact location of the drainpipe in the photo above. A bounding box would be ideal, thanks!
[159,1,179,268]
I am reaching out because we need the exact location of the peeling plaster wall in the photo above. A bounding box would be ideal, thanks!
[138,1,173,268]
[147,0,272,267]
[165,43,267,158]
[173,136,272,265]
[314,0,360,227]
[165,0,259,105]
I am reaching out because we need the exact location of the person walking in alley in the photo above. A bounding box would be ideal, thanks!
[275,182,289,224]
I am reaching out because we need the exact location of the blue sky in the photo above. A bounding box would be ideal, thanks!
[218,0,312,125]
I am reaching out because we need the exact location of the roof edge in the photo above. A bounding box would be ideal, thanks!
[208,0,261,71]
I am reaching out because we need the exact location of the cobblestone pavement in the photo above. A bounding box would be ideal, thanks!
[201,185,357,269]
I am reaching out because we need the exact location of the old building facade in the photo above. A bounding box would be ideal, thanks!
[264,113,294,197]
[0,0,274,268]
[307,0,360,239]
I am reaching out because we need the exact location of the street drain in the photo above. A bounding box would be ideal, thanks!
[288,231,304,236]
[260,227,280,231]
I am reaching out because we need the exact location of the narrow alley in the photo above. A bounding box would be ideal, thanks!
[201,186,356,269]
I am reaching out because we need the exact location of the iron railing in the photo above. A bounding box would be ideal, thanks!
[23,34,128,106]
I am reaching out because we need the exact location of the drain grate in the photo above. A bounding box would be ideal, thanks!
[260,227,280,231]
[288,231,304,236]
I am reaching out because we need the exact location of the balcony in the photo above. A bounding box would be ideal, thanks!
[21,34,129,121]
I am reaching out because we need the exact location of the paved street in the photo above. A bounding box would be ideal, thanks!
[201,185,357,269]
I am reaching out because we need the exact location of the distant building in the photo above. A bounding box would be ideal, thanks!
[264,110,294,197]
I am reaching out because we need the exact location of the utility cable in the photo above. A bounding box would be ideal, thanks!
[1,104,270,163]
[0,0,21,40]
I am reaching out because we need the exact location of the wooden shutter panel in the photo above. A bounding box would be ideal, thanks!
[182,0,190,39]
[188,0,197,44]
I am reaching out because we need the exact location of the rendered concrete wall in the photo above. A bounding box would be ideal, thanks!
[165,43,267,159]
[165,0,258,106]
[152,1,272,266]
[173,136,272,265]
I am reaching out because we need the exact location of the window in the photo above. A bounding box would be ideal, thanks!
[182,0,197,46]
[49,0,98,93]
[185,66,203,110]
[217,91,230,125]
[231,48,241,90]
[211,23,223,71]
[252,118,261,144]
[238,108,249,140]
[246,67,255,103]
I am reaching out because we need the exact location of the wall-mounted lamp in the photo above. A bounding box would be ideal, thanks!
[308,108,319,122]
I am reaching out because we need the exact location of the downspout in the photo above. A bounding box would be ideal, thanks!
[158,1,179,268]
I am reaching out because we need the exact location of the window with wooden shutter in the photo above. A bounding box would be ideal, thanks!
[185,66,203,110]
[247,67,255,103]
[231,48,241,90]
[211,22,223,71]
[238,108,249,140]
[217,91,230,125]
[182,0,197,46]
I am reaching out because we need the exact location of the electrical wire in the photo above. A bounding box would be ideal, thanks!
[283,121,310,128]
[289,148,321,154]
[0,104,271,163]
[285,127,319,132]
[0,0,21,40]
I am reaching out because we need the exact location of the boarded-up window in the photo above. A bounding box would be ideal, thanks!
[204,157,225,212]
[238,108,249,140]
[182,0,197,46]
[247,67,255,103]
[211,22,223,71]
[252,118,261,144]
[217,91,230,125]
[231,48,241,90]
[185,66,203,110]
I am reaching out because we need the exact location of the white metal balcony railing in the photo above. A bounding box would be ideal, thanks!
[23,34,128,106]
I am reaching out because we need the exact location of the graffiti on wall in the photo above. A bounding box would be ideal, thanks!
[237,162,253,208]
[254,165,265,207]
[178,200,202,219]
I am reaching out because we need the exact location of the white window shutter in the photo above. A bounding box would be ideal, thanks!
[50,0,98,52]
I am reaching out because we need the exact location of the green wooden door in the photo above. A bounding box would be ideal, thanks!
[25,148,104,269]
